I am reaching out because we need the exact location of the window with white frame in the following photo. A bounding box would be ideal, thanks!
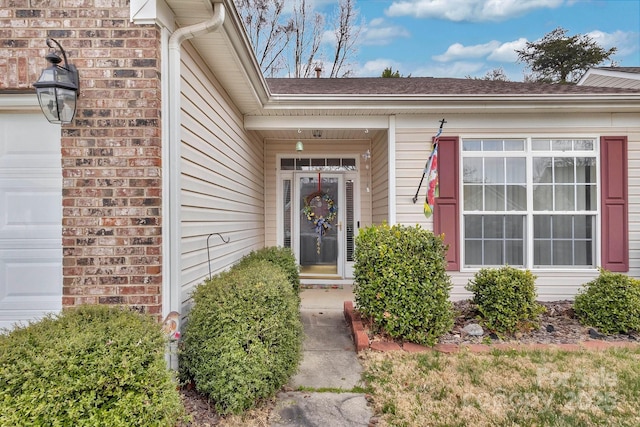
[462,138,597,268]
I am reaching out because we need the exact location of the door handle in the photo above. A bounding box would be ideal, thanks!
[337,222,342,231]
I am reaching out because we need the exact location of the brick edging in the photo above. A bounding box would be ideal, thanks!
[343,301,640,354]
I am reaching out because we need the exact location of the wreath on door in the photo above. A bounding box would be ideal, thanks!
[302,191,337,254]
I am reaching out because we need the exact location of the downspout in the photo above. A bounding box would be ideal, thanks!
[165,2,225,319]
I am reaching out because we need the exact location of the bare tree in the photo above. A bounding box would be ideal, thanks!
[235,0,361,78]
[327,0,360,78]
[235,0,294,77]
[291,0,323,78]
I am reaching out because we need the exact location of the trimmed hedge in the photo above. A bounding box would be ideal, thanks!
[0,305,184,427]
[574,269,640,334]
[234,246,300,293]
[179,260,303,415]
[353,223,454,346]
[466,266,544,335]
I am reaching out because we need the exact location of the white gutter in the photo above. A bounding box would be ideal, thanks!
[164,1,225,318]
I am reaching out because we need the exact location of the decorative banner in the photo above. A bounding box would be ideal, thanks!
[424,143,439,217]
[412,119,447,218]
[303,190,337,254]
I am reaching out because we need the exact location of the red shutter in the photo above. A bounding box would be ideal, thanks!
[434,136,459,271]
[600,136,628,272]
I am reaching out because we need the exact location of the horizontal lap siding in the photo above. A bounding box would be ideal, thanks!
[264,139,373,247]
[394,114,640,300]
[180,43,264,310]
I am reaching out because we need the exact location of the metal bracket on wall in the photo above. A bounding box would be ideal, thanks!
[207,233,231,280]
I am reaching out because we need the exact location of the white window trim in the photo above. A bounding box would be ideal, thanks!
[458,135,601,273]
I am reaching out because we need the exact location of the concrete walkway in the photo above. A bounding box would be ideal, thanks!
[269,286,373,427]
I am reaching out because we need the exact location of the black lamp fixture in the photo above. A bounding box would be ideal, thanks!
[33,38,79,124]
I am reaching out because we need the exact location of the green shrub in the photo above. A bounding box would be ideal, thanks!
[574,269,640,334]
[180,260,303,415]
[235,246,300,293]
[466,266,544,335]
[0,305,184,427]
[353,223,454,346]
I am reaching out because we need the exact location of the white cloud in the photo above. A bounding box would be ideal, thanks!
[434,38,526,63]
[360,18,411,46]
[587,30,639,58]
[355,58,404,76]
[385,0,563,22]
[411,61,486,78]
[433,41,502,62]
[487,37,527,61]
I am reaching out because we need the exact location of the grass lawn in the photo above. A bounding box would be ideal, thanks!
[361,347,640,427]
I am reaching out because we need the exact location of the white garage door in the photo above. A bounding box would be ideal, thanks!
[0,110,62,331]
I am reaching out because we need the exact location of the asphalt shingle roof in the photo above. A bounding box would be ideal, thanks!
[267,77,640,96]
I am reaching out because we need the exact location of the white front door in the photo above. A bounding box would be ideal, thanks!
[0,111,62,330]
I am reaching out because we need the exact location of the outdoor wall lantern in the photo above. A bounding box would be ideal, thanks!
[33,38,79,124]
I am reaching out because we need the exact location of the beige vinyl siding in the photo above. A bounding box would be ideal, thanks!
[179,42,265,311]
[394,113,640,300]
[264,139,373,247]
[371,131,389,224]
[626,127,640,280]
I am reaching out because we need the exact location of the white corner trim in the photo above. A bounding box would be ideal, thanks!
[388,115,397,225]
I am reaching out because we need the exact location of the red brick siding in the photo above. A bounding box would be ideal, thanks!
[0,0,164,317]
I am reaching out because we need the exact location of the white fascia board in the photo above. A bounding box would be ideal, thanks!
[0,94,39,111]
[244,115,390,130]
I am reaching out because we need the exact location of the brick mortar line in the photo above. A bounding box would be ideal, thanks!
[343,301,640,354]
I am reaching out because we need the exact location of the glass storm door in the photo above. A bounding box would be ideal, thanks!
[297,174,343,276]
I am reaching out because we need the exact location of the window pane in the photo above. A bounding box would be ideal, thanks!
[342,158,356,170]
[506,158,526,183]
[504,139,525,151]
[532,139,550,151]
[485,158,504,183]
[281,158,295,170]
[576,185,596,210]
[575,157,596,183]
[505,240,524,266]
[534,215,551,238]
[485,185,505,210]
[574,240,593,266]
[484,140,502,151]
[463,158,483,183]
[464,185,483,210]
[297,158,310,169]
[465,240,482,265]
[327,158,341,167]
[553,241,574,265]
[484,215,503,238]
[534,240,552,265]
[555,158,575,183]
[463,140,482,151]
[465,216,483,238]
[575,140,595,151]
[283,179,292,248]
[555,185,575,210]
[553,216,573,238]
[533,157,553,183]
[506,185,526,210]
[573,215,593,239]
[552,139,572,151]
[505,215,524,238]
[484,240,503,264]
[533,185,552,211]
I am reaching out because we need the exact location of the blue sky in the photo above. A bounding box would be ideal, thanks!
[316,0,640,80]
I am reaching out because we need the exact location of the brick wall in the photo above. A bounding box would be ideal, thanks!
[0,0,164,317]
